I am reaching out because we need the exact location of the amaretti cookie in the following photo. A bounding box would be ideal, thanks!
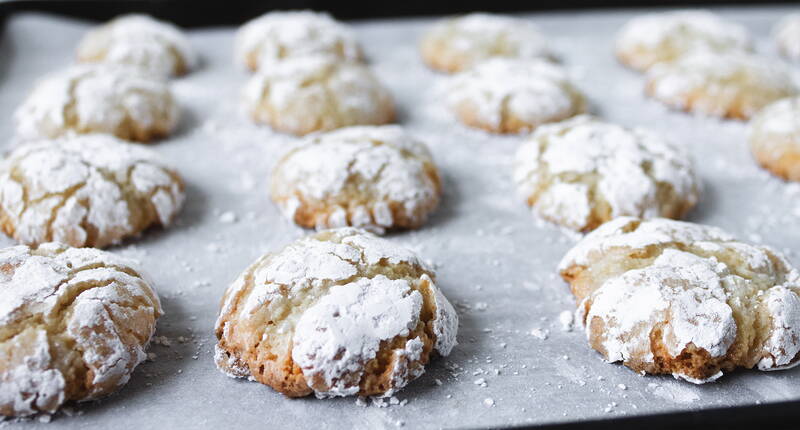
[420,13,552,73]
[774,14,800,61]
[559,217,800,383]
[444,58,585,134]
[214,228,458,398]
[235,10,361,71]
[748,97,800,181]
[271,126,442,232]
[615,10,751,72]
[0,134,185,248]
[513,116,698,231]
[14,65,179,142]
[0,242,162,416]
[243,56,394,135]
[645,52,797,119]
[77,14,197,77]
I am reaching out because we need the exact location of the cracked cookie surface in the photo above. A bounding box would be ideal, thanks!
[0,242,162,416]
[444,58,585,134]
[14,64,179,142]
[615,10,751,72]
[235,10,362,72]
[420,13,552,73]
[748,96,800,181]
[214,228,458,398]
[270,125,442,233]
[243,56,394,136]
[645,52,797,120]
[513,116,699,232]
[77,14,197,77]
[558,217,800,383]
[0,134,185,249]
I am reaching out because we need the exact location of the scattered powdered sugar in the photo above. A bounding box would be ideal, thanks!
[14,64,178,141]
[235,10,360,70]
[0,134,184,248]
[0,243,162,416]
[514,116,699,231]
[774,14,800,61]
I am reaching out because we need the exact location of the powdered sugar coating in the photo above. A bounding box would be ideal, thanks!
[774,14,800,61]
[748,96,800,181]
[0,134,185,248]
[77,14,197,77]
[444,58,585,134]
[420,13,552,73]
[243,56,394,136]
[0,242,162,416]
[14,64,179,142]
[615,10,751,72]
[235,10,361,71]
[271,125,441,232]
[214,228,458,398]
[514,116,699,232]
[645,52,798,119]
[559,217,800,383]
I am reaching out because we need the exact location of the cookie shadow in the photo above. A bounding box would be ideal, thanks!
[413,167,463,234]
[683,175,716,225]
[170,105,202,141]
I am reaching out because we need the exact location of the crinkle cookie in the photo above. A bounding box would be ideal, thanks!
[271,126,442,232]
[616,10,751,72]
[559,217,800,384]
[244,56,394,136]
[748,97,800,181]
[0,242,162,416]
[645,52,798,120]
[77,14,197,77]
[774,14,800,61]
[420,13,552,73]
[14,64,179,142]
[444,58,585,134]
[0,134,185,249]
[513,116,698,232]
[235,10,361,71]
[214,228,458,398]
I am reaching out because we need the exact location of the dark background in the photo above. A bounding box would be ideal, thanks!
[0,0,798,26]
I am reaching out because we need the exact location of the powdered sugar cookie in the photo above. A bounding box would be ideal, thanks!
[444,58,585,134]
[0,134,185,249]
[14,64,179,142]
[235,10,361,71]
[774,14,800,61]
[616,10,751,72]
[77,14,197,77]
[420,13,552,73]
[214,228,458,398]
[513,116,698,231]
[645,52,797,119]
[271,126,441,232]
[244,56,394,135]
[748,97,800,181]
[559,217,800,383]
[0,242,162,416]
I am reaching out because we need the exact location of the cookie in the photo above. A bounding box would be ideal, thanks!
[271,125,442,232]
[559,217,800,383]
[420,13,552,73]
[14,64,179,142]
[748,97,800,181]
[615,10,751,72]
[76,14,197,77]
[513,116,698,232]
[444,58,585,134]
[0,134,185,249]
[214,228,458,398]
[645,52,797,119]
[235,10,361,71]
[0,242,162,416]
[774,14,800,61]
[244,56,394,136]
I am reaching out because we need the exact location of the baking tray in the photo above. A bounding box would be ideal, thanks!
[1,5,800,430]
